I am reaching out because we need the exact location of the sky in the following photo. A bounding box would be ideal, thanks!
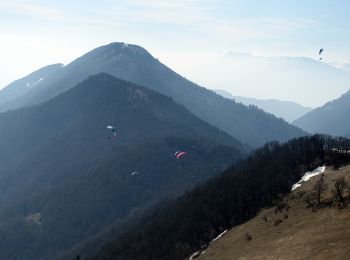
[1,0,349,106]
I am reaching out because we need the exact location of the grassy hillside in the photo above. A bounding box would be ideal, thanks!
[199,165,350,260]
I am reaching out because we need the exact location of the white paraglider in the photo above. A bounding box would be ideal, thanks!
[106,125,117,137]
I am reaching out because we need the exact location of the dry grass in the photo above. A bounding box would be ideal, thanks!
[197,165,350,260]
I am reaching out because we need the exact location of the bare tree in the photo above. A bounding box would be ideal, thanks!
[274,199,289,214]
[263,215,268,222]
[245,233,252,241]
[305,175,328,211]
[315,175,327,205]
[333,177,348,204]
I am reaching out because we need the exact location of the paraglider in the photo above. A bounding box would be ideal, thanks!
[130,171,139,176]
[318,48,324,60]
[106,125,116,137]
[175,151,187,159]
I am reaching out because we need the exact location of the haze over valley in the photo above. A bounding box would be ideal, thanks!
[0,1,350,260]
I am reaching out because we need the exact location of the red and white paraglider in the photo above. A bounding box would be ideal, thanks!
[174,151,187,159]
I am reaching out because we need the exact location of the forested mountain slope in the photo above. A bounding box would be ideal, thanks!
[0,73,244,260]
[293,91,350,137]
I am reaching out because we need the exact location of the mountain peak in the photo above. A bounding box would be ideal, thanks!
[84,42,152,61]
[106,42,149,54]
[108,42,145,50]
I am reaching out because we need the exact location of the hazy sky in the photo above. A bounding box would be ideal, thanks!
[1,0,349,105]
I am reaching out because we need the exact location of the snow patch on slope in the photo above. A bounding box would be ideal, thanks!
[292,166,326,191]
[26,77,44,88]
[211,230,227,244]
[188,230,227,259]
[189,251,200,260]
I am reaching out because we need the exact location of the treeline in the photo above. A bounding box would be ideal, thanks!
[90,135,350,260]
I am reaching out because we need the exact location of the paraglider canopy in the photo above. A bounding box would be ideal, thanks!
[318,48,324,60]
[130,171,139,176]
[175,151,187,159]
[106,125,116,136]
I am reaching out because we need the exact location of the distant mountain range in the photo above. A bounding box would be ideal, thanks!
[191,52,350,108]
[0,42,305,147]
[214,89,313,122]
[293,90,350,137]
[0,74,245,260]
